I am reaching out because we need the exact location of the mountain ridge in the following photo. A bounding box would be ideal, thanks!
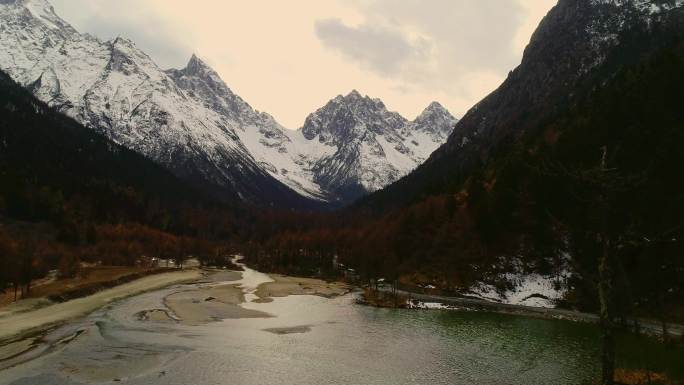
[0,0,457,207]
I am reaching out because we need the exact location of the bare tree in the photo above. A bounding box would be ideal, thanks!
[538,145,643,385]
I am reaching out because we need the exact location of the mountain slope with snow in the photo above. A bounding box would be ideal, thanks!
[301,91,457,203]
[0,0,457,207]
[0,0,319,207]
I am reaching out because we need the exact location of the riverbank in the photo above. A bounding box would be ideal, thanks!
[0,269,201,344]
[0,263,353,346]
[161,264,352,324]
[365,286,684,339]
[1,262,682,385]
[0,266,175,308]
[163,270,273,324]
[254,274,351,302]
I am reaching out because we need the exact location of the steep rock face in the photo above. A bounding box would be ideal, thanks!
[362,0,684,208]
[441,0,684,165]
[301,91,457,203]
[0,0,457,207]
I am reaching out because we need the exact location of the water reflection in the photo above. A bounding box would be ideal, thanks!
[1,265,681,385]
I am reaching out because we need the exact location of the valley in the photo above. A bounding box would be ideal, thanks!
[0,0,683,384]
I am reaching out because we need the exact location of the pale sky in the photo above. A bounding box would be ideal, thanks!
[49,0,556,129]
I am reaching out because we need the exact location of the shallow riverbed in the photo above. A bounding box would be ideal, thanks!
[0,263,682,385]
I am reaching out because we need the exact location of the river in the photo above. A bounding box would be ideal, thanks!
[0,263,682,385]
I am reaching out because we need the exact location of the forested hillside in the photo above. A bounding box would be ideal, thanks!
[0,70,244,294]
[243,32,684,322]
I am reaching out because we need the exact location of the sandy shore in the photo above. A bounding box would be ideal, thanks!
[0,264,352,345]
[161,271,351,325]
[254,274,351,301]
[0,269,201,344]
[165,283,272,324]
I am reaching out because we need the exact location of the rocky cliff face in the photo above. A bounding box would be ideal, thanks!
[440,0,684,164]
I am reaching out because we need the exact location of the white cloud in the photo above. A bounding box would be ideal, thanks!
[315,0,527,99]
[315,18,431,76]
[47,0,556,128]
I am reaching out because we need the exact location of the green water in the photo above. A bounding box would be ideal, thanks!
[1,280,682,385]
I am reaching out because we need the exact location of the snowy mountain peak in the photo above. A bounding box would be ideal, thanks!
[183,54,215,77]
[422,101,447,114]
[1,0,75,34]
[347,89,362,98]
[346,90,386,109]
[298,92,458,201]
[110,35,135,46]
[408,102,458,139]
[413,101,456,126]
[12,0,55,14]
[415,102,446,122]
[302,90,406,143]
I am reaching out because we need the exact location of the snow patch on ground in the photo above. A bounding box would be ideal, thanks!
[468,273,568,309]
[467,253,573,309]
[406,300,462,310]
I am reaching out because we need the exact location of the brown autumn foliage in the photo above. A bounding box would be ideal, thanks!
[0,222,230,301]
[592,369,674,385]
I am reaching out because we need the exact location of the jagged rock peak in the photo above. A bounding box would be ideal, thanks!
[414,101,456,124]
[329,90,388,111]
[2,0,76,34]
[184,54,214,76]
[408,102,457,138]
[5,0,52,9]
[110,36,136,46]
[348,89,362,98]
[416,101,448,119]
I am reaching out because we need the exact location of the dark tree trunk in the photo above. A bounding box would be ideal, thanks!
[598,145,615,385]
[598,246,615,385]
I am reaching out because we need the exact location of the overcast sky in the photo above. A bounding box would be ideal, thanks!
[49,0,556,129]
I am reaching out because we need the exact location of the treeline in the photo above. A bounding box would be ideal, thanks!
[0,223,233,296]
[0,69,243,299]
[242,44,684,323]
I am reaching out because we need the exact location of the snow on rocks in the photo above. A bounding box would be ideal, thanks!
[300,91,458,201]
[406,300,462,310]
[466,254,573,309]
[468,273,568,309]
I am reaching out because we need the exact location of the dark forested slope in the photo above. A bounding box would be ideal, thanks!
[360,0,684,211]
[244,1,684,321]
[0,69,243,292]
[0,69,235,228]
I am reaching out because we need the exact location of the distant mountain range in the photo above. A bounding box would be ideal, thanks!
[0,0,457,208]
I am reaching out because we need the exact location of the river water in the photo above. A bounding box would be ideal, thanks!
[1,264,682,385]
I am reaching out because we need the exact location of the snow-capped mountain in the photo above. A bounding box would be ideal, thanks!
[300,91,457,202]
[0,0,313,207]
[0,0,456,207]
